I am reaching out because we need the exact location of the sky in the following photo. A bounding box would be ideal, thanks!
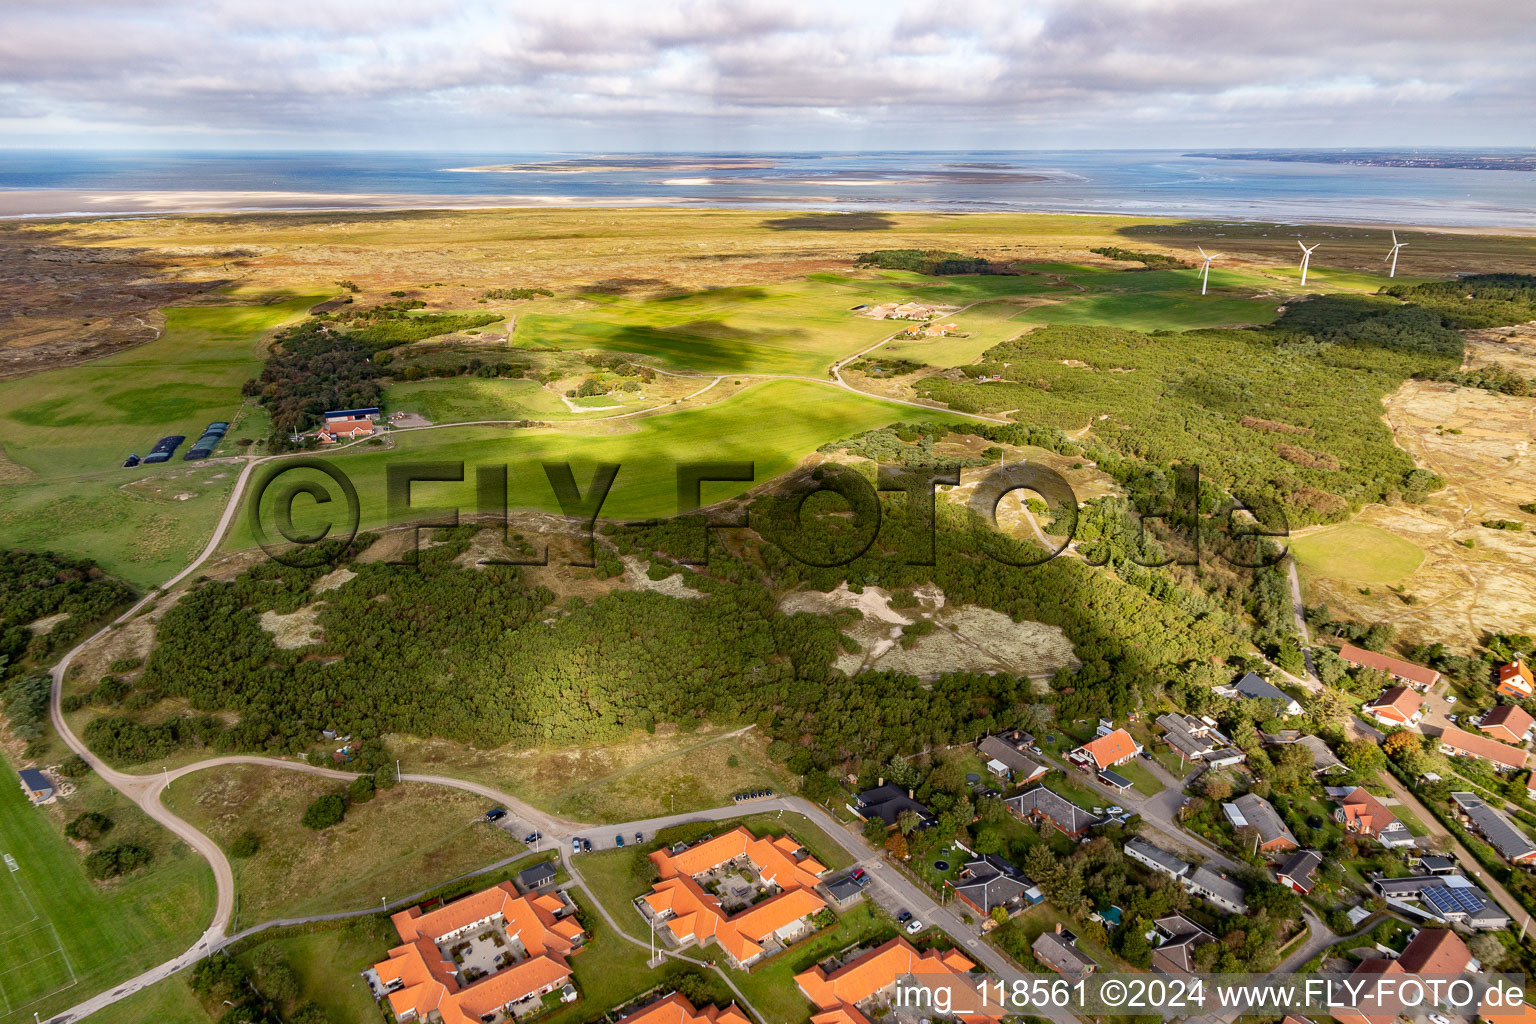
[2,0,1532,151]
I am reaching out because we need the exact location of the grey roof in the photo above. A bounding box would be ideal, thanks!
[1269,734,1346,773]
[517,862,558,887]
[1229,793,1298,847]
[1451,792,1536,862]
[1235,672,1291,703]
[978,735,1047,780]
[854,784,934,828]
[1124,838,1190,878]
[1278,850,1323,884]
[1007,787,1099,836]
[1158,713,1220,760]
[954,872,1030,911]
[1186,864,1248,912]
[1032,932,1096,978]
[17,769,51,793]
[825,876,865,902]
[1098,769,1133,790]
[1418,855,1457,873]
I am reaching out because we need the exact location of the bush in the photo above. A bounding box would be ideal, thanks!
[301,793,347,830]
[85,843,152,879]
[64,811,114,842]
[230,831,261,858]
[57,754,91,778]
[347,774,376,804]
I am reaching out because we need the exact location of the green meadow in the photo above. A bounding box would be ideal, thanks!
[1012,265,1283,331]
[0,295,320,586]
[0,776,215,1024]
[225,379,952,551]
[386,377,574,422]
[1291,522,1426,584]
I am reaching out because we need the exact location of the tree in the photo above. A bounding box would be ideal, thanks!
[1201,776,1234,801]
[885,832,909,860]
[990,905,1009,924]
[347,774,375,804]
[862,818,890,846]
[1307,687,1350,727]
[301,793,347,831]
[1382,731,1422,762]
[897,809,922,836]
[1341,738,1387,775]
[64,811,114,842]
[1468,932,1510,970]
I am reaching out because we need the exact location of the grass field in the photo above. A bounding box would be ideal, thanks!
[0,295,319,585]
[878,300,1030,367]
[224,378,953,552]
[71,968,213,1024]
[161,765,525,927]
[1012,265,1283,332]
[387,376,573,422]
[1291,522,1426,584]
[0,770,214,1024]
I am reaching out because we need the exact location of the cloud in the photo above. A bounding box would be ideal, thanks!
[1,0,1530,147]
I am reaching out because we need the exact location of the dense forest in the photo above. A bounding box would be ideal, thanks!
[0,549,134,682]
[854,249,1015,275]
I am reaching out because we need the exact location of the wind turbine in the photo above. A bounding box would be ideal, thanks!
[1196,246,1218,295]
[1387,231,1406,278]
[1297,241,1318,286]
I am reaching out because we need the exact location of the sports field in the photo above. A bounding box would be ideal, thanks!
[224,378,953,551]
[0,775,214,1024]
[1290,521,1426,584]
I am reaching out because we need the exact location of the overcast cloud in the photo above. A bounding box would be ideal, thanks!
[1,0,1531,149]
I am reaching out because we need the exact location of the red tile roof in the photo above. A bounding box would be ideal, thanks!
[796,937,993,1023]
[1074,729,1140,770]
[1397,927,1472,975]
[1480,705,1534,744]
[1338,645,1439,688]
[1365,686,1423,723]
[1336,787,1399,838]
[1439,725,1529,770]
[616,993,752,1024]
[1498,660,1535,698]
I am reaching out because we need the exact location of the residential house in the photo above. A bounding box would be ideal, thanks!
[317,418,374,444]
[1333,787,1416,848]
[1337,645,1440,691]
[1267,734,1347,776]
[977,731,1050,786]
[1415,854,1458,875]
[1497,658,1535,700]
[1005,787,1099,840]
[516,861,559,892]
[615,994,752,1024]
[1333,929,1472,1024]
[1156,713,1244,768]
[1364,686,1424,727]
[1150,914,1215,976]
[1032,926,1096,981]
[1478,705,1535,746]
[1223,672,1303,716]
[373,881,584,1024]
[823,876,865,908]
[1276,850,1324,895]
[1222,793,1299,853]
[848,784,935,830]
[640,826,828,968]
[1123,839,1247,913]
[1068,728,1141,773]
[1372,874,1511,931]
[795,936,989,1024]
[1439,726,1528,772]
[17,768,53,805]
[946,856,1035,918]
[1450,792,1536,864]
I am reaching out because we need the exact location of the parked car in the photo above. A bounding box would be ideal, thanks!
[1106,806,1124,815]
[583,839,592,852]
[634,832,643,843]
[905,919,923,935]
[851,867,869,886]
[524,831,542,844]
[1445,694,1458,704]
[1448,714,1459,723]
[896,910,912,923]
[573,837,582,852]
[485,808,507,822]
[615,834,625,847]
[1429,1015,1451,1024]
[122,454,141,468]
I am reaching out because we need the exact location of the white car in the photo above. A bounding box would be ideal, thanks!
[905,919,924,935]
[1429,1014,1451,1024]
[1106,806,1124,815]
[1444,695,1458,704]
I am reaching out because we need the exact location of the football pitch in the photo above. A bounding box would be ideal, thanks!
[0,853,77,1017]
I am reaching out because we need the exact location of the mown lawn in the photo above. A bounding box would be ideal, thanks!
[1291,522,1426,585]
[723,901,897,1024]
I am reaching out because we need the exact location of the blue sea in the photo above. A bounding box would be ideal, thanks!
[2,150,1535,227]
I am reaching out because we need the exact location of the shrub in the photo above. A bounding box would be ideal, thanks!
[230,831,261,858]
[85,843,152,879]
[301,793,347,830]
[347,774,376,804]
[64,811,114,842]
[56,754,91,778]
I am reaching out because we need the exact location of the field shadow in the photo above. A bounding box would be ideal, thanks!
[761,212,896,231]
[571,278,674,296]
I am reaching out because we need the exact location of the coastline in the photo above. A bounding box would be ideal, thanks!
[2,188,1536,234]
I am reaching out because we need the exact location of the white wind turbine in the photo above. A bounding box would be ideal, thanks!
[1387,231,1407,278]
[1297,240,1318,286]
[1196,246,1218,295]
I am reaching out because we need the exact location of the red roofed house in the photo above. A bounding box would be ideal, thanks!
[640,826,828,968]
[1069,728,1142,773]
[1333,787,1415,848]
[615,993,752,1024]
[1364,686,1424,728]
[795,936,996,1024]
[1337,644,1440,691]
[1497,659,1535,700]
[372,881,584,1024]
[317,418,374,444]
[1479,705,1535,746]
[1439,725,1529,772]
[1333,928,1473,1024]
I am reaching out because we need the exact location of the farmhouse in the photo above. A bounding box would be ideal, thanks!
[1220,672,1303,716]
[317,418,375,444]
[1363,686,1424,727]
[1150,914,1215,975]
[1156,713,1244,767]
[1497,658,1535,699]
[1223,793,1298,853]
[1439,726,1528,772]
[1068,728,1141,772]
[1336,644,1440,691]
[325,407,381,423]
[1450,792,1536,864]
[1032,926,1097,981]
[977,731,1049,786]
[1478,705,1534,746]
[1332,787,1415,848]
[1005,787,1099,840]
[639,826,828,968]
[1276,850,1323,894]
[17,768,54,805]
[795,936,986,1024]
[848,783,934,830]
[372,881,584,1024]
[615,993,751,1024]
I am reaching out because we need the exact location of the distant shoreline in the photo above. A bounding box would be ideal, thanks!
[1188,150,1536,172]
[2,188,1535,234]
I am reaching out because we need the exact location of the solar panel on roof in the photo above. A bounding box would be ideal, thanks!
[1422,885,1484,915]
